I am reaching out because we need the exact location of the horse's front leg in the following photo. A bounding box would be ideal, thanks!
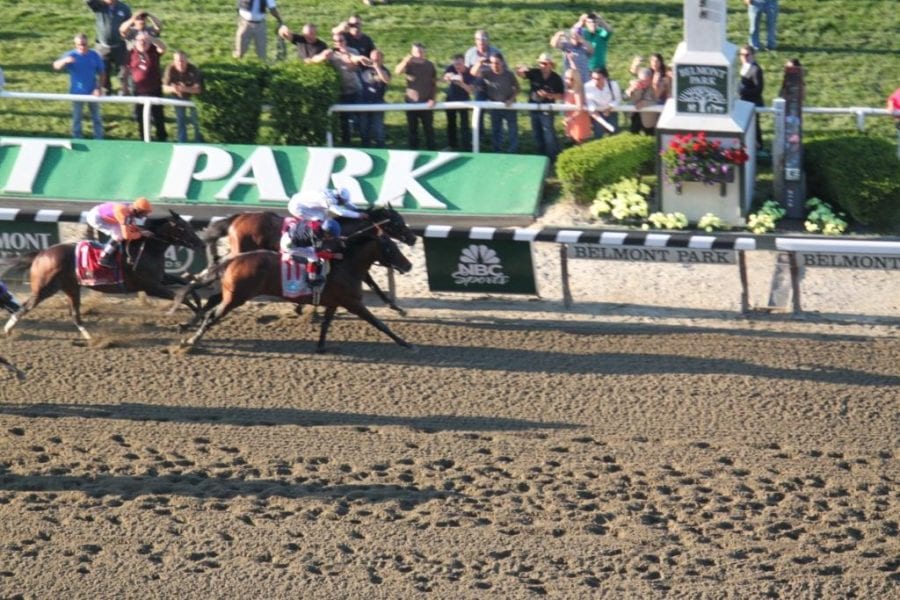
[315,305,338,353]
[342,301,414,350]
[364,272,405,315]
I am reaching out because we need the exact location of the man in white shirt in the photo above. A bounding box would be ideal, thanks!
[234,0,282,60]
[583,67,621,138]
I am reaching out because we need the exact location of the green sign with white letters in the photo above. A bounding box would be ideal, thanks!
[0,138,546,217]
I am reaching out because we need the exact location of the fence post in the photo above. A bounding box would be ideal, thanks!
[559,243,572,308]
[471,106,481,154]
[142,99,152,143]
[772,98,785,203]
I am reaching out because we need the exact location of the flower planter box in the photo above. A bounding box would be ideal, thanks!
[674,167,735,196]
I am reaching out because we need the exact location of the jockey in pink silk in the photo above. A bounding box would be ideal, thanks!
[86,196,153,267]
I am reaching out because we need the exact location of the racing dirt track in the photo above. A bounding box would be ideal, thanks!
[1,295,898,598]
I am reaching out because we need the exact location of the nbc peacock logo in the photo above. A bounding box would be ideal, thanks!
[452,244,510,286]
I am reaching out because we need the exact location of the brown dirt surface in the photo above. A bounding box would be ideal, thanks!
[1,293,898,598]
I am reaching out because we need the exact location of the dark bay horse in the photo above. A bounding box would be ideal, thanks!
[176,235,414,352]
[3,211,203,340]
[200,206,417,312]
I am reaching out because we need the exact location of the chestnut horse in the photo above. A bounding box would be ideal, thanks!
[199,206,417,312]
[175,234,414,353]
[3,211,203,340]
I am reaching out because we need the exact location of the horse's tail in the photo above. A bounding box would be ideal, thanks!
[167,254,235,315]
[0,253,39,279]
[199,215,240,265]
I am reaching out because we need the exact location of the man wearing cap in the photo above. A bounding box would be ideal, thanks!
[86,197,154,267]
[517,53,565,161]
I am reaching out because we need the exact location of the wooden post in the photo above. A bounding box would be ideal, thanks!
[560,243,572,308]
[788,251,802,314]
[738,250,749,313]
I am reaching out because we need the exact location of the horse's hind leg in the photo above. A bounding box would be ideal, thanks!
[3,285,56,336]
[62,286,90,340]
[315,306,338,353]
[183,298,236,346]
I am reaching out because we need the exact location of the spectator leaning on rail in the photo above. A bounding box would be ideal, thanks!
[127,31,167,141]
[625,66,659,135]
[359,49,391,148]
[234,0,282,60]
[443,54,476,151]
[517,53,565,162]
[52,33,105,140]
[478,53,519,154]
[85,0,132,95]
[87,197,154,268]
[395,43,438,151]
[562,68,592,145]
[583,67,622,138]
[162,50,203,143]
[310,29,368,146]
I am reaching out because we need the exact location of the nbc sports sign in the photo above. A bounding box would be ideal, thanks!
[423,238,536,295]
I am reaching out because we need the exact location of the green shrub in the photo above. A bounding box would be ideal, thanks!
[267,63,341,146]
[195,60,268,144]
[804,135,900,232]
[555,133,656,204]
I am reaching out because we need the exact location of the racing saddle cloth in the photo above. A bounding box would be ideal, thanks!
[75,241,123,286]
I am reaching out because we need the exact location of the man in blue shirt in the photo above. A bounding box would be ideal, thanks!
[52,33,105,139]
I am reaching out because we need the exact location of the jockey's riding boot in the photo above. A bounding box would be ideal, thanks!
[99,240,118,268]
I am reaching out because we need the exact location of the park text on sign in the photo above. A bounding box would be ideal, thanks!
[0,138,545,216]
[799,253,900,270]
[568,244,737,265]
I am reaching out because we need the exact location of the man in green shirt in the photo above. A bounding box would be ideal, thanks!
[574,12,613,71]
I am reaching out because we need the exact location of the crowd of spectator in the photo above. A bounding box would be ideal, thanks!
[47,4,739,159]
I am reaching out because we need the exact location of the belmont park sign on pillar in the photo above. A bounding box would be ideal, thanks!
[656,0,757,226]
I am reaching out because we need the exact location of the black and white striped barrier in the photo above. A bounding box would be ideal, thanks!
[3,209,899,313]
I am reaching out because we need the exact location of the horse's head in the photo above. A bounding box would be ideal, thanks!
[148,210,205,249]
[377,235,413,274]
[368,206,417,246]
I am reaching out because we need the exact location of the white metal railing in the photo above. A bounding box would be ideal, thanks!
[0,90,194,143]
[2,89,895,151]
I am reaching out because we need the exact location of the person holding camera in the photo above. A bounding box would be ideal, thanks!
[573,12,613,71]
[443,54,475,150]
[395,43,438,150]
[517,53,564,161]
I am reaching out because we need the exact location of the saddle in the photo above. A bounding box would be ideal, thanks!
[75,241,123,286]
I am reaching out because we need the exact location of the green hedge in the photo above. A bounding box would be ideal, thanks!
[555,133,657,204]
[267,62,341,146]
[195,60,268,144]
[804,135,900,232]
